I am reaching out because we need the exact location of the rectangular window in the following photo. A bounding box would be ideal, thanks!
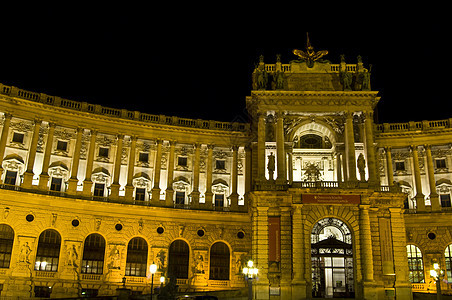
[50,177,62,191]
[177,156,187,167]
[56,140,68,151]
[215,160,225,170]
[12,132,24,144]
[138,152,148,163]
[98,147,109,158]
[441,194,451,207]
[4,171,17,185]
[215,194,224,208]
[395,161,405,171]
[93,183,105,197]
[135,188,146,201]
[175,191,185,205]
[436,159,447,169]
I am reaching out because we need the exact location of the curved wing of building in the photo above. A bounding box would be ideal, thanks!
[0,48,450,299]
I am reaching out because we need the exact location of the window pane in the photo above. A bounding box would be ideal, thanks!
[209,242,230,280]
[35,230,61,272]
[81,234,106,274]
[168,240,189,279]
[125,237,147,277]
[0,225,14,268]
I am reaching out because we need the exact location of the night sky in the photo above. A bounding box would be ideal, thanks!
[0,5,449,124]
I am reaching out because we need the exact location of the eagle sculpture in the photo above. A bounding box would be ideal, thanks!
[293,33,328,68]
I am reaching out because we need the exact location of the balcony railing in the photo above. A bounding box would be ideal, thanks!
[254,180,401,192]
[0,183,247,213]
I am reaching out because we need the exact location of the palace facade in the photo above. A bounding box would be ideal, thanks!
[0,47,451,299]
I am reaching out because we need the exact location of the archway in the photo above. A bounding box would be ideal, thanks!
[311,218,354,298]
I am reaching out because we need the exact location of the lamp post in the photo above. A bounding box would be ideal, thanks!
[149,262,157,300]
[430,261,445,300]
[242,260,258,300]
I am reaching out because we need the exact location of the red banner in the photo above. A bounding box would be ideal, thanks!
[268,217,280,262]
[302,194,360,204]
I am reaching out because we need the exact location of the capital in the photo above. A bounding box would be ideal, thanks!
[231,145,239,151]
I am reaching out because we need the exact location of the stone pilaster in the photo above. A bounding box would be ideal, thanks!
[257,112,266,182]
[204,144,214,208]
[22,119,42,188]
[109,134,124,199]
[291,205,307,299]
[0,113,12,181]
[190,143,201,208]
[253,206,269,299]
[165,140,176,207]
[124,136,137,201]
[82,129,97,197]
[364,111,377,185]
[229,145,239,211]
[67,127,84,194]
[38,122,56,190]
[152,139,163,203]
[411,145,425,211]
[425,144,440,211]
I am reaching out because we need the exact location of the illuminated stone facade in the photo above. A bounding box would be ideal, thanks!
[0,49,451,299]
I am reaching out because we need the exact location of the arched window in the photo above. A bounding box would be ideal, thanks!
[0,224,14,268]
[81,234,106,274]
[168,240,189,279]
[209,242,230,280]
[125,237,148,277]
[35,229,61,272]
[445,244,452,282]
[406,245,424,283]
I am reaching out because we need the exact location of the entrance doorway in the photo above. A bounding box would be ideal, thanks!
[311,218,354,298]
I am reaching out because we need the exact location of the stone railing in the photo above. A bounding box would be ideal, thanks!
[0,83,249,133]
[264,64,358,73]
[254,181,400,192]
[375,119,452,133]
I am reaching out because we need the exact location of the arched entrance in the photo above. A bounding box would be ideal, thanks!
[311,218,354,298]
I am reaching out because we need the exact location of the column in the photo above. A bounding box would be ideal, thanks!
[345,112,357,181]
[165,140,176,207]
[190,143,200,208]
[124,136,137,201]
[82,130,97,197]
[287,152,293,184]
[204,144,214,207]
[364,111,377,185]
[67,127,84,194]
[276,111,286,183]
[359,204,374,282]
[38,122,56,190]
[22,119,42,188]
[385,147,394,186]
[110,134,124,199]
[291,205,307,299]
[425,144,440,211]
[0,113,12,181]
[252,206,269,299]
[336,152,342,182]
[411,145,426,211]
[257,112,266,181]
[151,139,162,202]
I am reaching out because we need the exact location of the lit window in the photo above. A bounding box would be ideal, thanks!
[81,234,105,274]
[0,224,14,268]
[445,244,452,282]
[125,237,148,277]
[35,229,61,272]
[406,245,424,283]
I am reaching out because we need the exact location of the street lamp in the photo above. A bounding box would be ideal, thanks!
[430,261,445,300]
[243,260,258,300]
[149,262,158,300]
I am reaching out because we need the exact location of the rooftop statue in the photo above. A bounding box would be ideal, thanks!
[293,33,329,68]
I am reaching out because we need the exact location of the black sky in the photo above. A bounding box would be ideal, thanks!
[0,4,449,124]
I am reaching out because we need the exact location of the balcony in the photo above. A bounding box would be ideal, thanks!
[254,180,401,193]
